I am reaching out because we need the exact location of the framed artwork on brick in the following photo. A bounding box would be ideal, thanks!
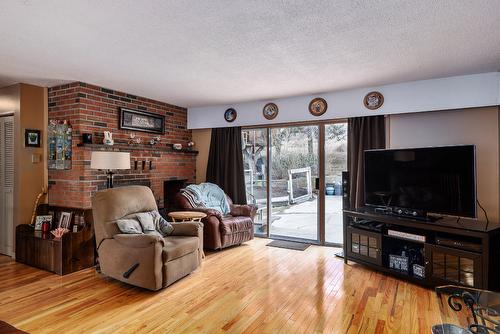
[119,107,165,134]
[48,120,72,170]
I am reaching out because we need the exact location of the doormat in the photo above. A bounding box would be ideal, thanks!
[266,240,310,251]
[335,250,344,258]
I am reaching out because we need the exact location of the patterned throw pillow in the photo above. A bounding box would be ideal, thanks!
[151,211,174,236]
[116,218,143,234]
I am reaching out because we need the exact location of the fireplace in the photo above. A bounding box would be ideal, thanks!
[163,179,188,212]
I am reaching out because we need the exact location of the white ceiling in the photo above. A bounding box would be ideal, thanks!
[1,1,500,108]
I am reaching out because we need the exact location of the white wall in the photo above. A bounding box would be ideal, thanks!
[188,72,500,129]
[388,107,500,222]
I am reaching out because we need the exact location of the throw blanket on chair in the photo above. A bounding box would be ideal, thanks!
[180,183,230,215]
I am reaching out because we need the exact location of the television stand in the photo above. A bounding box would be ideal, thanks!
[343,207,500,291]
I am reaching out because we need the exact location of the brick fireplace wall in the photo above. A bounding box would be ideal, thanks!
[48,82,196,209]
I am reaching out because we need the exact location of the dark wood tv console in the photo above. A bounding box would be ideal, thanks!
[343,208,500,291]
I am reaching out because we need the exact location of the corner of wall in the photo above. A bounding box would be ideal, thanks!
[192,128,212,183]
[18,83,47,225]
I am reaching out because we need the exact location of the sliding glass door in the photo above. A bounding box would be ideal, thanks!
[270,125,319,242]
[324,123,347,245]
[242,128,268,236]
[242,121,347,245]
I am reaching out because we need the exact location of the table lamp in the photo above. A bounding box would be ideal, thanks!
[90,151,131,188]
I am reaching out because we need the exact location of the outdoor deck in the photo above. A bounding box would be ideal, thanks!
[267,195,343,244]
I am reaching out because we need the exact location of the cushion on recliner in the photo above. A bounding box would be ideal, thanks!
[136,212,156,232]
[152,211,174,236]
[163,236,199,262]
[219,216,253,235]
[116,218,144,234]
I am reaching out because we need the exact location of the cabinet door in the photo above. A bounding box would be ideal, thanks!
[346,227,382,266]
[425,244,482,288]
[37,239,56,273]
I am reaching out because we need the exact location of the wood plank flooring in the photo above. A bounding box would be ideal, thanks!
[0,238,446,333]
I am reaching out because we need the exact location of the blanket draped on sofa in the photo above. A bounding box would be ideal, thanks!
[180,183,230,215]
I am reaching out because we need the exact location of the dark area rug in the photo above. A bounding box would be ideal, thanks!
[266,240,310,251]
[335,250,344,258]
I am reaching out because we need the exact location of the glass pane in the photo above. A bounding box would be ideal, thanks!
[460,257,474,273]
[369,237,377,248]
[369,248,378,259]
[242,128,268,236]
[325,123,347,244]
[446,254,459,269]
[360,245,368,256]
[460,271,474,286]
[433,264,445,278]
[434,252,445,266]
[352,243,359,253]
[270,126,319,241]
[351,233,359,244]
[445,267,459,282]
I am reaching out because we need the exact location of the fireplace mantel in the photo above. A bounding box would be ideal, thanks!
[76,142,198,154]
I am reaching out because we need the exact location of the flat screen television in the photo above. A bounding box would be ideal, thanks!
[364,145,476,218]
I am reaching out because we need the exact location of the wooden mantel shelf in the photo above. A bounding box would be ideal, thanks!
[76,142,198,154]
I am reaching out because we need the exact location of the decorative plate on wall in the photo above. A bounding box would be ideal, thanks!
[263,103,279,120]
[363,91,384,110]
[224,108,237,122]
[308,97,328,116]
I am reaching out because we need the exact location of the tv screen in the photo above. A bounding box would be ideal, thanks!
[364,145,476,218]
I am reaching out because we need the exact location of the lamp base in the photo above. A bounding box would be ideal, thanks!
[106,170,115,189]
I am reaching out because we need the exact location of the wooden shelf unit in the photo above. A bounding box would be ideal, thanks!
[343,208,500,291]
[15,206,95,275]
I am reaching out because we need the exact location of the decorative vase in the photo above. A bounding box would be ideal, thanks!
[103,131,114,145]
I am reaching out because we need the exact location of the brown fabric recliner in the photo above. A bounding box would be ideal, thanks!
[175,192,256,250]
[92,186,203,291]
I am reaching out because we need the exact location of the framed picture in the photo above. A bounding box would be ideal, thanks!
[34,215,53,231]
[363,91,384,110]
[58,212,73,230]
[119,108,165,134]
[308,98,328,116]
[25,129,41,147]
[224,108,237,122]
[263,103,279,120]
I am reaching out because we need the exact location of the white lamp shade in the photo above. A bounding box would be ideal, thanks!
[90,151,131,170]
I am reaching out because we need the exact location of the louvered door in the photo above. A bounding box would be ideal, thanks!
[0,116,14,256]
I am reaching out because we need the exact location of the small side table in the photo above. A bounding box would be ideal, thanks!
[168,211,207,222]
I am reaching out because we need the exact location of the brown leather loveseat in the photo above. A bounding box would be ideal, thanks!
[175,192,256,250]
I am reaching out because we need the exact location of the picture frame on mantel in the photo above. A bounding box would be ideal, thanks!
[119,107,165,134]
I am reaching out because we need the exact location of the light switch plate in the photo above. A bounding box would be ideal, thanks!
[31,153,41,163]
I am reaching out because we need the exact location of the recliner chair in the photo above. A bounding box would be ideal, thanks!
[92,186,203,291]
[175,191,256,250]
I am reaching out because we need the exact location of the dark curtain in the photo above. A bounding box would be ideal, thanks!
[206,127,247,204]
[347,116,386,209]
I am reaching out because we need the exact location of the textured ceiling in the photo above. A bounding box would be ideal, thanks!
[1,0,500,107]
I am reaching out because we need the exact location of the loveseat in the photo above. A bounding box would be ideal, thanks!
[175,189,256,250]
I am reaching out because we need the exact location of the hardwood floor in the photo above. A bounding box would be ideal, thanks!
[0,238,445,333]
